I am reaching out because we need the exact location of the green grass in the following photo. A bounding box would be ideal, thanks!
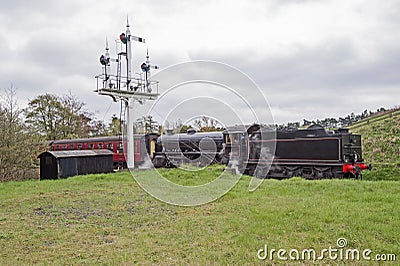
[363,164,400,181]
[156,164,227,186]
[1,168,399,265]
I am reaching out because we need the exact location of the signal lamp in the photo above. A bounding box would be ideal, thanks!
[141,62,148,72]
[120,33,128,44]
[99,55,109,66]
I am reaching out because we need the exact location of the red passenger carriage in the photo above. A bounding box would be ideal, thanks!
[50,134,159,168]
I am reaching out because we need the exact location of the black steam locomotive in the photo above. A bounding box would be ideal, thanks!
[223,124,371,179]
[152,129,224,168]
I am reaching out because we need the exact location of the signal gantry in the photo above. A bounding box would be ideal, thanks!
[95,19,159,168]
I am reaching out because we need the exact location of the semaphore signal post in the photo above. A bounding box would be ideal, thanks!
[95,18,159,169]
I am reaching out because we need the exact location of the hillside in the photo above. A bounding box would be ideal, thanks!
[349,108,400,165]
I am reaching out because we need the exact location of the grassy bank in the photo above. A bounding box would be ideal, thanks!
[0,168,399,265]
[349,108,400,164]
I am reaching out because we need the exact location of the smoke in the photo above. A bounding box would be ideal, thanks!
[227,159,240,175]
[138,156,155,170]
[254,146,274,178]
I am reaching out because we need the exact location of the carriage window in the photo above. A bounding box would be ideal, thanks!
[89,143,94,149]
[98,143,103,149]
[108,143,113,151]
[77,144,82,150]
[69,145,74,150]
[117,143,123,153]
[136,141,140,151]
[62,145,67,150]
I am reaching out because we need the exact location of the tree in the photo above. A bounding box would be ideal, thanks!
[172,119,183,134]
[24,94,63,140]
[134,115,159,134]
[178,124,193,133]
[24,93,95,140]
[90,120,108,136]
[59,93,92,138]
[193,116,223,132]
[0,86,45,181]
[108,114,122,135]
[302,119,312,127]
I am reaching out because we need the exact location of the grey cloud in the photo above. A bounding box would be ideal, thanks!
[187,37,400,122]
[20,33,97,76]
[1,0,399,126]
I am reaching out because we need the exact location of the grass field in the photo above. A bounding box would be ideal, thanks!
[0,166,399,265]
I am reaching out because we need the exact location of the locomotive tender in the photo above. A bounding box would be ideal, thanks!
[223,124,371,179]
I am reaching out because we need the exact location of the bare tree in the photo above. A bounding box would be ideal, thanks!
[0,85,45,181]
[194,116,223,132]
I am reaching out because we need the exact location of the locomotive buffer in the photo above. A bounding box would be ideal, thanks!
[95,18,159,169]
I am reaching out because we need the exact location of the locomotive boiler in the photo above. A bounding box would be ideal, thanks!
[152,130,224,168]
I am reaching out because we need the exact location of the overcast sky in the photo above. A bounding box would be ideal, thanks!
[0,0,399,125]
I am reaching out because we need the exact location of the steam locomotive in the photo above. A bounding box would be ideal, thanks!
[152,129,224,168]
